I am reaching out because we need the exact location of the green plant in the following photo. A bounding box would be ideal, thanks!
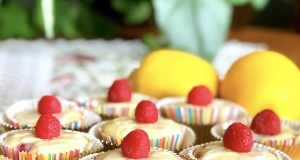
[151,0,270,62]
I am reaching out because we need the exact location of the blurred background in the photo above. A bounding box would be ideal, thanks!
[0,0,299,112]
[0,0,298,40]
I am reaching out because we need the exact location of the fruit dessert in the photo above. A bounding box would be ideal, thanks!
[77,78,157,119]
[180,122,291,160]
[157,85,248,144]
[96,100,195,151]
[211,109,300,160]
[0,114,103,160]
[3,95,101,131]
[80,129,183,160]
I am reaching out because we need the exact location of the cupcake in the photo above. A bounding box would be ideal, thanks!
[0,115,103,160]
[89,100,196,151]
[180,122,291,159]
[80,129,183,160]
[157,85,248,144]
[77,78,157,120]
[2,95,101,132]
[211,109,300,160]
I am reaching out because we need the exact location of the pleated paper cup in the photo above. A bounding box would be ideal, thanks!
[78,147,183,160]
[88,120,196,152]
[179,141,291,160]
[0,129,104,160]
[157,97,248,144]
[76,93,157,120]
[4,98,101,131]
[211,119,300,160]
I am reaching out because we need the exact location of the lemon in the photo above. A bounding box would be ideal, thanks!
[220,50,300,121]
[129,49,219,99]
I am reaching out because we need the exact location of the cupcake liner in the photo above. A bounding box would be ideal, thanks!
[76,93,157,119]
[179,141,291,160]
[157,97,248,126]
[0,129,103,160]
[79,147,183,160]
[211,119,300,160]
[4,99,101,131]
[88,121,196,152]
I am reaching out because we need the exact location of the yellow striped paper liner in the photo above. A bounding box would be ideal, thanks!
[5,99,98,130]
[0,129,103,160]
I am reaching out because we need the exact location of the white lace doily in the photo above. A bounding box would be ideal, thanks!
[0,38,267,114]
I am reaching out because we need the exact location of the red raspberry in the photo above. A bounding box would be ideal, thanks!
[187,85,213,106]
[250,109,281,135]
[38,95,62,114]
[135,100,158,123]
[17,143,33,152]
[35,114,61,139]
[121,129,150,158]
[223,122,253,153]
[107,78,132,102]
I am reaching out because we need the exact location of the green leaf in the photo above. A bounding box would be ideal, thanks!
[141,33,161,51]
[152,0,233,62]
[124,0,152,25]
[226,0,270,11]
[0,2,37,39]
[226,0,250,6]
[250,0,270,11]
[111,0,152,25]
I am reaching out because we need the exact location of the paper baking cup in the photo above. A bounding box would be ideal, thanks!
[5,99,101,131]
[88,121,196,152]
[211,119,300,160]
[78,147,183,160]
[157,97,248,125]
[76,93,157,119]
[179,141,291,160]
[0,129,103,160]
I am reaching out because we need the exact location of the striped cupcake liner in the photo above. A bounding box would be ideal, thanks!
[76,93,157,118]
[157,97,248,126]
[179,141,291,160]
[0,129,103,160]
[211,119,300,160]
[88,120,196,152]
[5,98,101,130]
[78,147,183,160]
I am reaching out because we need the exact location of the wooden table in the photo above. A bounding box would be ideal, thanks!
[228,26,300,68]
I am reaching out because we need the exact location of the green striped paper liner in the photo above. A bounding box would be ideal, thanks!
[179,141,291,160]
[157,97,248,125]
[5,98,101,130]
[76,93,157,118]
[0,129,103,160]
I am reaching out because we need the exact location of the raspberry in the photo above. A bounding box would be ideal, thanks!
[250,109,281,135]
[107,78,132,102]
[135,100,158,123]
[35,114,61,139]
[17,143,33,152]
[187,85,213,106]
[223,122,253,153]
[38,95,62,114]
[121,129,150,158]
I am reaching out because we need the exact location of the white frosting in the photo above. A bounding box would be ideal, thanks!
[95,148,179,160]
[221,121,297,141]
[192,143,277,160]
[101,117,183,139]
[93,96,141,108]
[13,108,82,125]
[4,130,88,154]
[252,124,296,140]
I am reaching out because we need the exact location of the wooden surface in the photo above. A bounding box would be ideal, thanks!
[228,26,300,68]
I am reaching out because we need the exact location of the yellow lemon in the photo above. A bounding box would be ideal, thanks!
[220,50,300,121]
[129,49,219,99]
